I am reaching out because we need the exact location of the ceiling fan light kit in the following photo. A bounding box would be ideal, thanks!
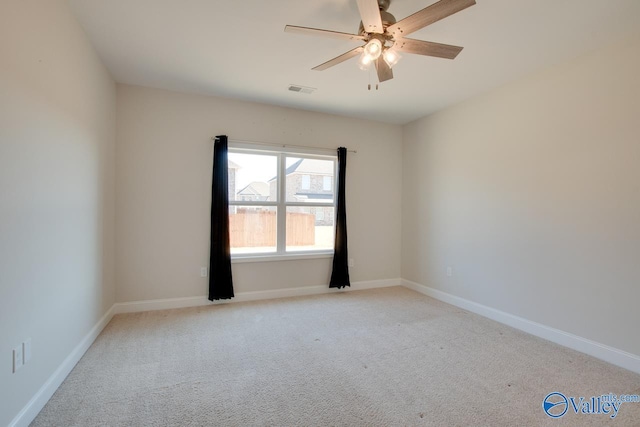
[382,47,401,68]
[358,53,373,70]
[285,0,476,84]
[364,38,383,59]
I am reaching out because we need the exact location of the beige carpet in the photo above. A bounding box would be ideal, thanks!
[32,287,640,426]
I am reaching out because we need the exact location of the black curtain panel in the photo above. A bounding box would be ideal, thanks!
[209,135,234,300]
[329,147,350,289]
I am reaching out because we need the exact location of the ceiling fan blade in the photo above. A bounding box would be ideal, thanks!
[387,0,476,38]
[284,25,366,42]
[394,38,463,59]
[374,56,393,82]
[312,46,365,71]
[356,0,384,34]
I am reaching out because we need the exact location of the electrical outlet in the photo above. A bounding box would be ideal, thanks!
[13,346,23,373]
[23,338,32,363]
[200,267,208,278]
[348,258,355,268]
[446,266,453,277]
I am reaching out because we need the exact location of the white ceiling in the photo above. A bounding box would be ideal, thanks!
[68,0,640,124]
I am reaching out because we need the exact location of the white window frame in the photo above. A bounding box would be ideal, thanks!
[228,143,337,262]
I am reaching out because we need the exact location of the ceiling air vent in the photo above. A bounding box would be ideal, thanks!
[288,85,316,94]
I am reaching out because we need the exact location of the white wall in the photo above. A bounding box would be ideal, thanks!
[402,35,640,357]
[116,85,402,302]
[0,1,116,425]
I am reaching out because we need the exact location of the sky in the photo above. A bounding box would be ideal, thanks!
[229,152,301,191]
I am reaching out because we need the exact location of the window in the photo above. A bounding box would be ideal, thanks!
[228,145,336,258]
[301,174,310,190]
[323,176,332,191]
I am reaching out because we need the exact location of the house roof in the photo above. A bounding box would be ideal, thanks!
[269,158,334,183]
[237,181,270,197]
[286,158,333,175]
[294,193,334,200]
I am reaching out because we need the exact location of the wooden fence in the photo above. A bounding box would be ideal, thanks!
[229,210,315,248]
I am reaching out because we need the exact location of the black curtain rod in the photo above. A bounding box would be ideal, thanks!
[211,137,357,154]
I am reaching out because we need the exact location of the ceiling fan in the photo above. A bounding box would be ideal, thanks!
[285,0,475,84]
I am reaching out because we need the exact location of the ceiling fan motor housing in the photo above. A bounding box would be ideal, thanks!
[378,0,391,11]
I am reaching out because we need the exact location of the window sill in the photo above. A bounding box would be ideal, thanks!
[231,252,333,264]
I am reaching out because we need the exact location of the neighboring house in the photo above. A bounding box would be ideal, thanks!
[228,160,240,202]
[269,158,335,226]
[236,181,270,202]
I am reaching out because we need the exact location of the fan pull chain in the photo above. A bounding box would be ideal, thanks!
[366,68,379,91]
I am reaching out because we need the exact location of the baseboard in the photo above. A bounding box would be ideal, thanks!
[9,304,117,427]
[402,279,640,375]
[9,279,399,425]
[114,278,401,314]
[11,278,638,427]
